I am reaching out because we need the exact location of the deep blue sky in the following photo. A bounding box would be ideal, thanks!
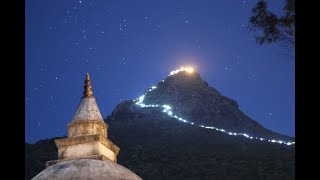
[25,0,294,143]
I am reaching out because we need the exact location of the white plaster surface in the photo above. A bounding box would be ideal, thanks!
[32,159,142,180]
[72,97,104,122]
[61,141,116,162]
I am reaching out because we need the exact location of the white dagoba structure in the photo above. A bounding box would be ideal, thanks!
[32,73,141,180]
[50,73,119,164]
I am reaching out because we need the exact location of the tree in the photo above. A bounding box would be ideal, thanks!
[248,0,295,50]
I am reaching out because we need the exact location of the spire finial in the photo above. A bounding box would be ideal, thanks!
[83,73,93,98]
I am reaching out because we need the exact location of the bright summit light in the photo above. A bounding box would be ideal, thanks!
[169,66,195,76]
[183,66,194,73]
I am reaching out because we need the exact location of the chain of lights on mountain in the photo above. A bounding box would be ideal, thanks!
[133,67,295,146]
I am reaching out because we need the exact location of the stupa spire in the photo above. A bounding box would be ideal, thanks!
[83,73,93,98]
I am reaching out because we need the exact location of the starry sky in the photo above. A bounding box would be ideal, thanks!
[25,0,295,143]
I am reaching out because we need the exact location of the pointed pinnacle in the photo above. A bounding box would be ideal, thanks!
[83,73,94,98]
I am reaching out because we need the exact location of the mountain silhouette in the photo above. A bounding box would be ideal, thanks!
[111,69,293,141]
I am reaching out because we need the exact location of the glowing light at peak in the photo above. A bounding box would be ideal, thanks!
[183,66,194,73]
[169,66,195,76]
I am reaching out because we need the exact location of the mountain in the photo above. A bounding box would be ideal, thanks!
[106,68,294,179]
[25,68,295,179]
[112,69,293,142]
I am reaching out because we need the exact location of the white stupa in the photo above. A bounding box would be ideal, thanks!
[32,73,142,180]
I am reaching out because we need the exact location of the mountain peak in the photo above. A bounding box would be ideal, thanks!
[114,68,294,144]
[143,68,237,116]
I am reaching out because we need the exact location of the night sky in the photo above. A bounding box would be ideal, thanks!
[25,0,295,143]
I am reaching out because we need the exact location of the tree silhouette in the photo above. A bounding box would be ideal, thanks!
[248,0,295,50]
